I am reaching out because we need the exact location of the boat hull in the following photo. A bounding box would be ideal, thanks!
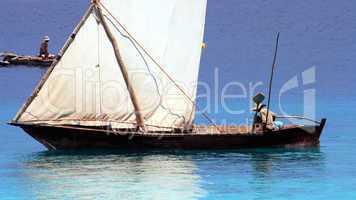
[1,53,54,67]
[8,56,53,67]
[12,119,326,150]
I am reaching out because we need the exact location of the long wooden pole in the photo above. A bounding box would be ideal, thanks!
[97,2,222,132]
[265,32,280,129]
[95,5,145,131]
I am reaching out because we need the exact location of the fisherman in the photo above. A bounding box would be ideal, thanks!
[39,36,50,59]
[253,104,276,130]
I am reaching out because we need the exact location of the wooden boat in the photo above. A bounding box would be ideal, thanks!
[9,0,326,150]
[0,60,10,66]
[0,52,54,67]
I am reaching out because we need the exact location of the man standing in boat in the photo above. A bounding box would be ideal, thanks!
[39,36,50,59]
[253,104,277,130]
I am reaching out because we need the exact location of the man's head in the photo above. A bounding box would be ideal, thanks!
[43,36,50,42]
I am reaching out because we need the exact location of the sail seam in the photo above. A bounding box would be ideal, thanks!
[99,2,220,131]
[13,5,95,122]
[103,14,186,127]
[95,6,146,130]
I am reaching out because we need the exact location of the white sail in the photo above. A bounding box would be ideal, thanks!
[16,0,207,130]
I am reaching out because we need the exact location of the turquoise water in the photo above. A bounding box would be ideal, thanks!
[1,0,356,199]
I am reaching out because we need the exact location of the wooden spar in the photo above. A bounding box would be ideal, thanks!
[13,5,95,122]
[276,115,322,124]
[265,32,280,129]
[95,6,145,130]
[98,2,222,132]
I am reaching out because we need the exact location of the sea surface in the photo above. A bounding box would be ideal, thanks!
[1,0,356,199]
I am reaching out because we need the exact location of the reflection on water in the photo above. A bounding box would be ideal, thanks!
[24,150,206,200]
[245,148,325,199]
[21,149,324,200]
[247,148,324,176]
[192,148,325,199]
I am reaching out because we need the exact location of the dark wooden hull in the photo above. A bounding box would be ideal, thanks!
[11,119,326,150]
[7,56,53,67]
[1,53,54,67]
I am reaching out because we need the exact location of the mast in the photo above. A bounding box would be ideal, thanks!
[265,32,280,129]
[94,3,145,131]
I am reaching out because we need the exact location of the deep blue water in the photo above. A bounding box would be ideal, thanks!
[1,0,356,199]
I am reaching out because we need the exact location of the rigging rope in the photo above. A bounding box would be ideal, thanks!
[97,18,103,116]
[98,2,221,132]
[103,15,187,127]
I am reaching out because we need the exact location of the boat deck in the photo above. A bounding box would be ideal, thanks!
[194,125,299,135]
[67,124,302,136]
